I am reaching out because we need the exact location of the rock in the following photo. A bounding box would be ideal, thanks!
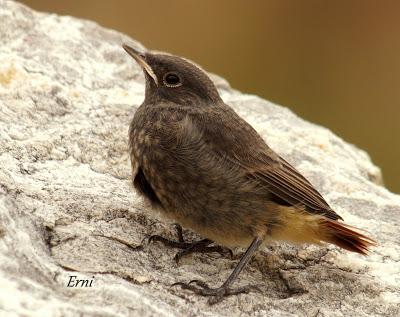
[0,1,399,316]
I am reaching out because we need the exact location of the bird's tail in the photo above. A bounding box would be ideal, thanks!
[271,206,376,255]
[318,218,376,255]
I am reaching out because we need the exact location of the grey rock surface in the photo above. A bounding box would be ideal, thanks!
[0,1,399,316]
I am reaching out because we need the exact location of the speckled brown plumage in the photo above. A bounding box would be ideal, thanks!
[122,44,376,304]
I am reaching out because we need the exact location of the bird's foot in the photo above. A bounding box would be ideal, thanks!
[173,279,259,305]
[148,225,232,263]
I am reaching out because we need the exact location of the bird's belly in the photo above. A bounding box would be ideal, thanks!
[148,173,277,247]
[175,212,256,247]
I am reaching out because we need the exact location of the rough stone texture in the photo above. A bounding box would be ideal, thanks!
[0,1,399,316]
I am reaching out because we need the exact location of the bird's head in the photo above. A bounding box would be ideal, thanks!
[123,44,222,105]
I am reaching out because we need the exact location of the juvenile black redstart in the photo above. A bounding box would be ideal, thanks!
[122,44,375,304]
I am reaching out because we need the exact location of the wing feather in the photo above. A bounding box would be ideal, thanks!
[191,104,342,221]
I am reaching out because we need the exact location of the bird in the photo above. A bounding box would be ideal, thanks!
[122,43,376,304]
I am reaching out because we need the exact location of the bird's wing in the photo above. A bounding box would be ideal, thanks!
[192,104,342,221]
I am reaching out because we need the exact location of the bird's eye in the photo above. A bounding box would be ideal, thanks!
[163,72,182,87]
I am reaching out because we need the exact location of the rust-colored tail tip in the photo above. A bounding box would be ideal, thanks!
[321,219,377,255]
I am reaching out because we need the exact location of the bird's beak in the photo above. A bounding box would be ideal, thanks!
[122,44,158,86]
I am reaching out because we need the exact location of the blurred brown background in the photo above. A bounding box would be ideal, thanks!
[21,0,399,193]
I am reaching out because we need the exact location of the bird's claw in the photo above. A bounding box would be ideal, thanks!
[148,229,233,263]
[172,279,259,304]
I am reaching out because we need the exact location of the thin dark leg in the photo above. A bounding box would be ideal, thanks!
[219,237,262,289]
[174,224,184,243]
[173,237,263,304]
[148,224,233,263]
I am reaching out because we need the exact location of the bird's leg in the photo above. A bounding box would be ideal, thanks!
[173,237,263,305]
[149,224,232,263]
[148,224,233,263]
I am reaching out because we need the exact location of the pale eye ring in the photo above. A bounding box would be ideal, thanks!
[163,72,182,87]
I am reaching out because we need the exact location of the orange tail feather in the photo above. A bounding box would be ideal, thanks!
[319,219,376,255]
